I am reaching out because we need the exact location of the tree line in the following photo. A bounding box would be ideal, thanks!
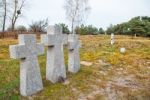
[61,16,150,37]
[76,16,150,37]
[0,0,149,37]
[106,16,150,37]
[1,16,150,38]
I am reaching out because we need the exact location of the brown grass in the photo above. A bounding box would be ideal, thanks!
[0,35,150,100]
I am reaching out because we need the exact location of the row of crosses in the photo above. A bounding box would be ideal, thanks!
[9,25,81,96]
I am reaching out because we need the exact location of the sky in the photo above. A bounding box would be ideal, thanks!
[18,0,150,29]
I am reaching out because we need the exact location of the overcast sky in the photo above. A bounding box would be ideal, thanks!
[18,0,150,29]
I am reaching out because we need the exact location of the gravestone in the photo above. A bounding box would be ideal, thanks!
[68,34,80,73]
[134,34,137,38]
[41,25,68,83]
[9,34,44,96]
[111,33,115,45]
[120,47,126,53]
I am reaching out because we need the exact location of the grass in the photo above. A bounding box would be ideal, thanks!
[0,35,150,100]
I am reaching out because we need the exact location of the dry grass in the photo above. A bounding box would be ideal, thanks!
[0,35,150,100]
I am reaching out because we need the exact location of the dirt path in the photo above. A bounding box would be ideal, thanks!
[76,60,150,100]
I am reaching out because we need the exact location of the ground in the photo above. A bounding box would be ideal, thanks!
[0,35,150,100]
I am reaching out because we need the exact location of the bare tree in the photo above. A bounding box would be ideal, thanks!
[0,0,7,32]
[0,0,2,31]
[0,0,2,28]
[1,0,7,32]
[9,0,26,31]
[0,0,27,32]
[64,0,90,34]
[29,19,49,33]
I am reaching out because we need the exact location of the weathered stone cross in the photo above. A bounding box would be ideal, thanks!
[41,25,68,83]
[9,34,44,96]
[68,34,81,73]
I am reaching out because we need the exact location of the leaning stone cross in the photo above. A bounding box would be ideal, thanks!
[9,34,44,96]
[68,34,81,73]
[41,25,68,83]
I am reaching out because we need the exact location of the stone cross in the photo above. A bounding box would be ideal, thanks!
[68,34,80,73]
[111,33,115,45]
[41,25,68,83]
[9,34,44,96]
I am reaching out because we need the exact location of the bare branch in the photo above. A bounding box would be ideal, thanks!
[64,0,91,34]
[10,0,27,31]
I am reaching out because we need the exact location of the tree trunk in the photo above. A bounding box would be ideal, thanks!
[11,0,17,31]
[71,19,74,34]
[2,0,7,32]
[11,23,15,31]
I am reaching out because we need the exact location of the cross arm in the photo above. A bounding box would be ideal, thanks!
[41,34,55,46]
[9,45,27,59]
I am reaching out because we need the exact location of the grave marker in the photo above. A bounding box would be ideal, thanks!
[111,33,115,45]
[41,25,68,83]
[68,34,80,73]
[9,34,44,96]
